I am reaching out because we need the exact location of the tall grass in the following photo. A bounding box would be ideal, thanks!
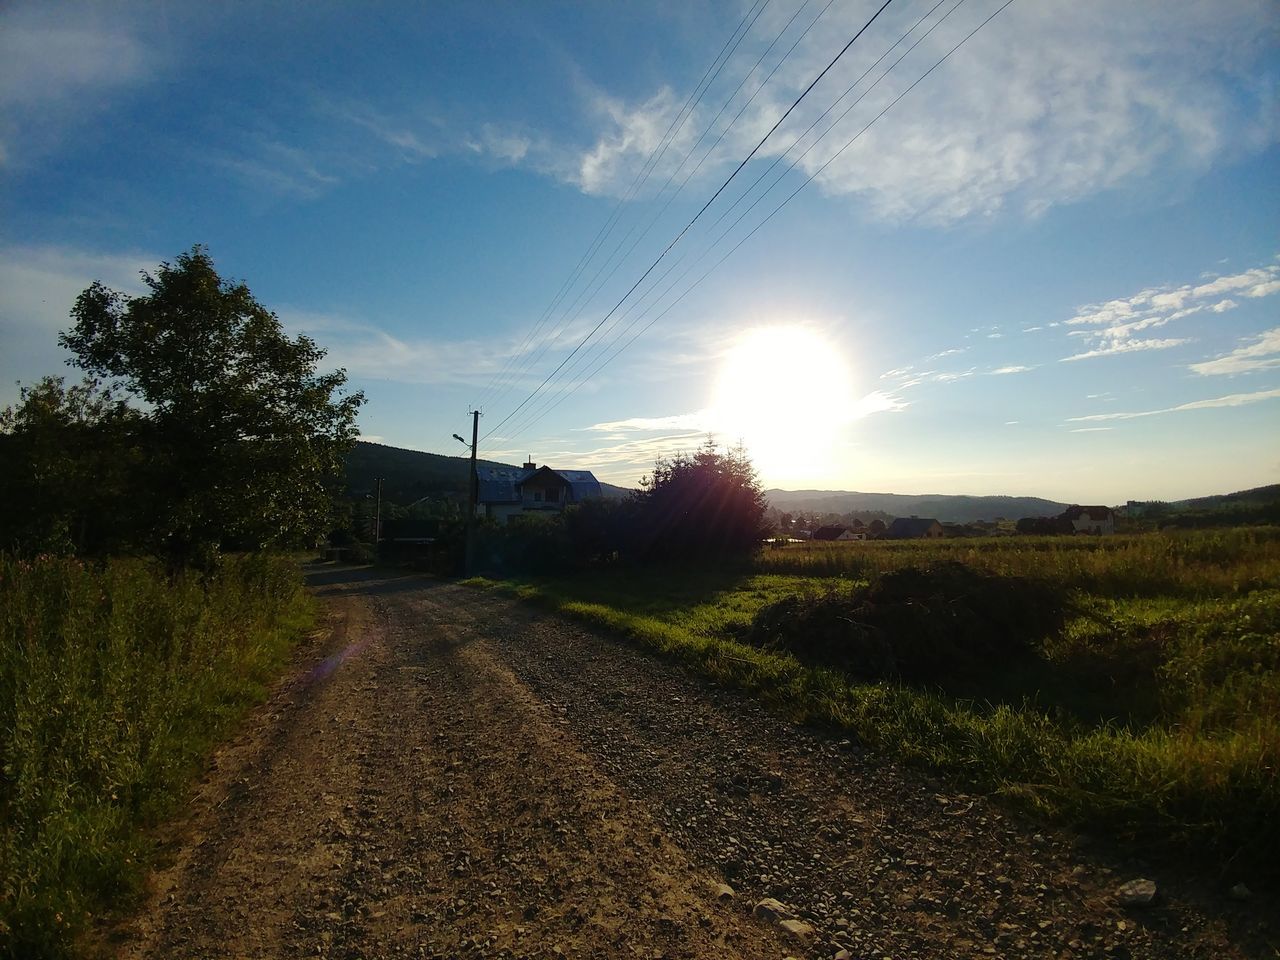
[756,527,1280,597]
[0,553,313,958]
[469,528,1280,874]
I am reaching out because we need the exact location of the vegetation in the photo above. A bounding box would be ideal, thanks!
[0,552,314,957]
[1,246,363,567]
[0,246,355,956]
[467,528,1280,875]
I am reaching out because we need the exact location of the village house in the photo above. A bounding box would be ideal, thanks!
[1059,504,1115,535]
[884,517,945,539]
[810,524,865,541]
[476,460,602,524]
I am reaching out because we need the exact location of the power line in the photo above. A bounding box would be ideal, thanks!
[491,0,841,423]
[496,0,959,442]
[483,0,899,443]
[474,0,773,413]
[495,0,1016,447]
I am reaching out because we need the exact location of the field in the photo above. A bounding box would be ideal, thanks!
[0,553,314,958]
[468,528,1280,875]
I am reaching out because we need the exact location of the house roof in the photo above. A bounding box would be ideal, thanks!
[476,465,601,504]
[811,525,847,540]
[885,517,941,538]
[1060,505,1113,521]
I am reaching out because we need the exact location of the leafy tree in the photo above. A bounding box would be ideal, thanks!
[58,246,364,565]
[634,438,768,560]
[0,376,142,554]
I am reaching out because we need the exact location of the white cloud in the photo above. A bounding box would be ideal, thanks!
[0,8,167,166]
[1068,264,1280,329]
[0,26,147,109]
[1060,258,1279,362]
[1067,387,1280,422]
[1060,338,1191,362]
[1069,427,1113,433]
[583,411,713,433]
[1189,327,1280,376]
[989,364,1035,375]
[553,0,1278,223]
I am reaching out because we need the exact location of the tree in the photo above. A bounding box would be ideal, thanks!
[0,376,143,554]
[634,438,768,560]
[58,246,364,565]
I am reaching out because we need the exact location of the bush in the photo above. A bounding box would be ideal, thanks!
[746,562,1073,681]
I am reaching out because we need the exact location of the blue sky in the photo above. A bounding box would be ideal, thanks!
[2,0,1277,502]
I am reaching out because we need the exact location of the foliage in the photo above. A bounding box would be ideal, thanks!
[0,378,143,556]
[467,528,1280,874]
[0,552,313,958]
[1015,515,1073,535]
[633,439,767,560]
[46,246,364,566]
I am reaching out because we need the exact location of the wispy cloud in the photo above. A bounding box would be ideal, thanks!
[1067,263,1279,330]
[582,411,713,433]
[0,13,161,166]
[1058,258,1280,362]
[280,309,590,388]
[1067,387,1280,422]
[1189,327,1280,377]
[1061,337,1192,362]
[552,1,1278,223]
[989,364,1035,375]
[214,139,341,198]
[1069,427,1113,433]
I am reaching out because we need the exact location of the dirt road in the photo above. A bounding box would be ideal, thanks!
[112,566,1272,959]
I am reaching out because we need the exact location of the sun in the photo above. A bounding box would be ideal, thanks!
[710,325,856,484]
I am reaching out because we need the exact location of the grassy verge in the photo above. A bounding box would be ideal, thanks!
[464,528,1280,876]
[0,553,314,958]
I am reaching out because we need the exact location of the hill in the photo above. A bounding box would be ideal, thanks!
[344,442,632,503]
[1170,483,1280,511]
[1131,484,1280,527]
[765,489,1069,523]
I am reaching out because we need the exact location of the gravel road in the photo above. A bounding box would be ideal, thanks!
[110,565,1273,959]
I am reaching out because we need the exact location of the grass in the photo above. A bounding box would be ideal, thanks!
[465,528,1280,875]
[0,552,314,959]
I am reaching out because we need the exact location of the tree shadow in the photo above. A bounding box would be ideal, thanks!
[303,563,428,597]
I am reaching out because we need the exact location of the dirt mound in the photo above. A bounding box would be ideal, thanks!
[747,562,1071,681]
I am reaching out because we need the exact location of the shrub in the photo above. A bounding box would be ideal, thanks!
[746,562,1072,681]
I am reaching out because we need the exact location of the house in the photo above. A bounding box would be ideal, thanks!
[476,460,602,524]
[884,517,944,539]
[1059,504,1115,535]
[811,524,865,542]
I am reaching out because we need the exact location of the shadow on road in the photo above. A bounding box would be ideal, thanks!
[303,564,431,597]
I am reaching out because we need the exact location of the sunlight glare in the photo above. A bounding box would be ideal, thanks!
[711,325,856,484]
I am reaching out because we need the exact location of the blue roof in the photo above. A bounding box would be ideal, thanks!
[476,466,601,504]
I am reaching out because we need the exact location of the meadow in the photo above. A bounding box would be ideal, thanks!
[0,553,313,958]
[469,528,1280,875]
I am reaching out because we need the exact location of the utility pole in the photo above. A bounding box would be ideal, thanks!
[454,409,481,575]
[374,477,383,555]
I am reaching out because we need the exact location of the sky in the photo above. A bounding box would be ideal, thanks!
[1,0,1278,503]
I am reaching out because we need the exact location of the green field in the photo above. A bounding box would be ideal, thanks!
[468,528,1280,874]
[0,553,314,958]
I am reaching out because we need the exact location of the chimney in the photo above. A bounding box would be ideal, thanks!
[523,457,537,470]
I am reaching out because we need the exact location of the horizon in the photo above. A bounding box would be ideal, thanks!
[355,438,1272,506]
[3,1,1278,504]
